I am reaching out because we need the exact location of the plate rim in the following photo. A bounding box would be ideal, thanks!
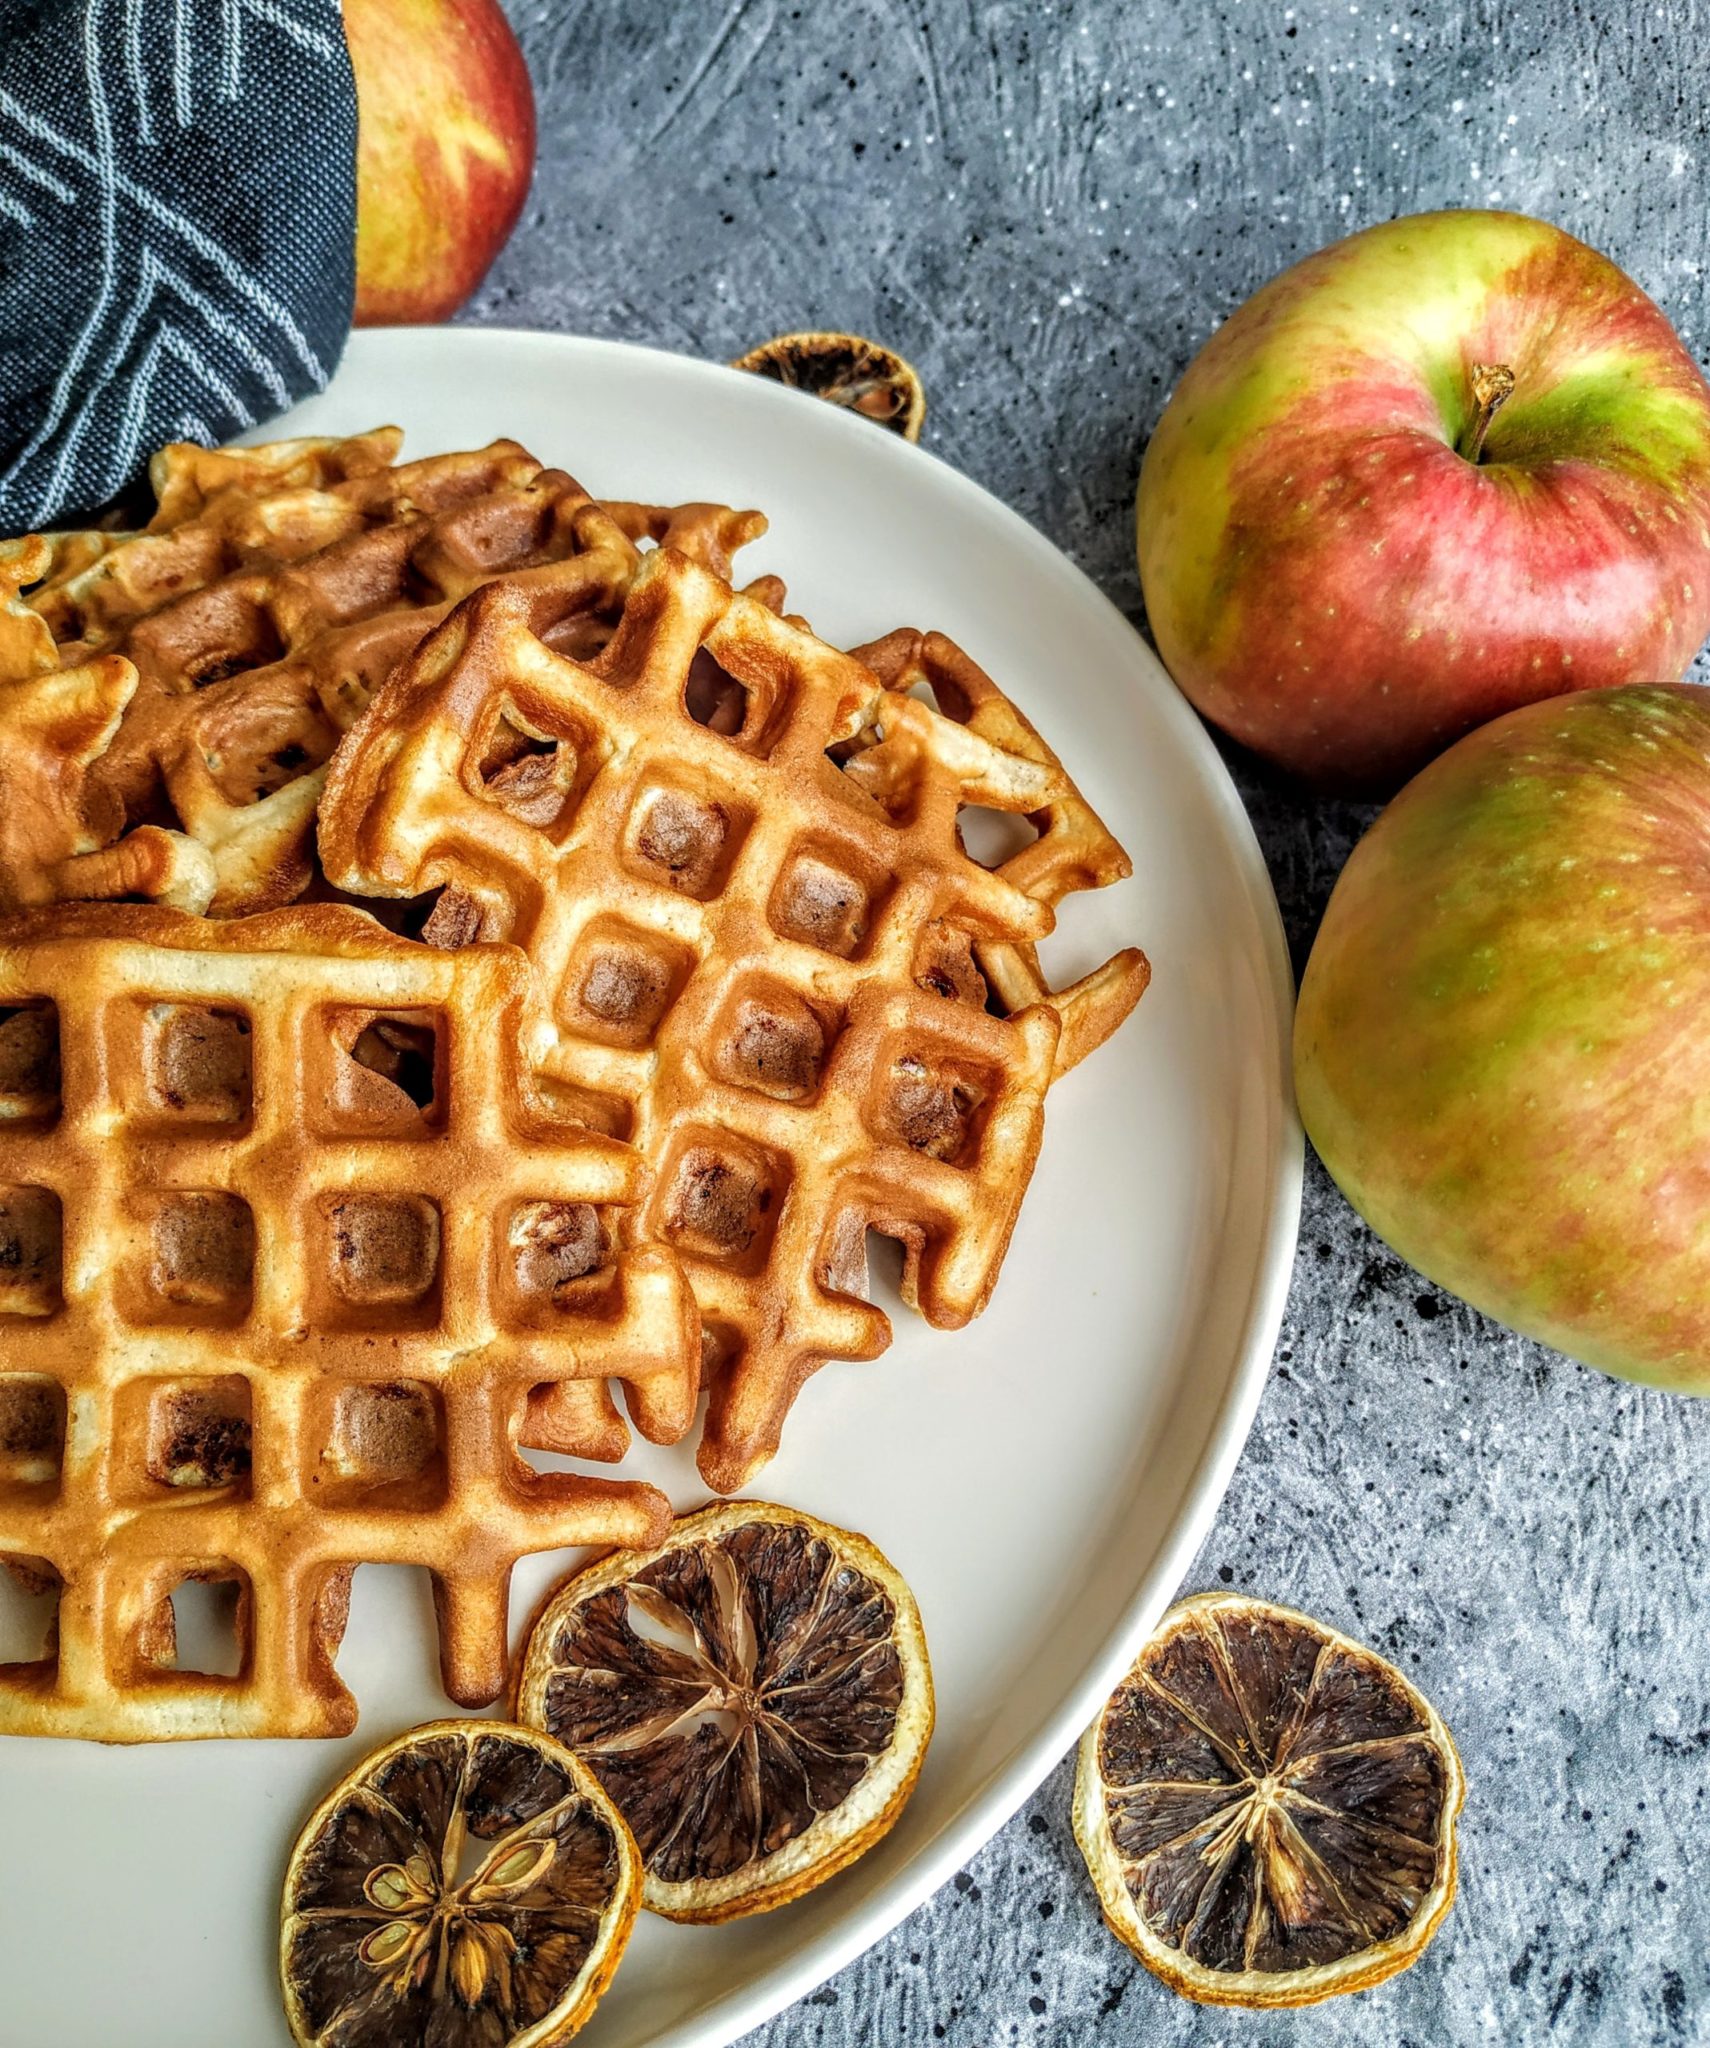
[246,325,1301,2044]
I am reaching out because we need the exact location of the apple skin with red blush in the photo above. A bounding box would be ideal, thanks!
[1138,210,1710,792]
[345,0,536,327]
[1296,681,1710,1393]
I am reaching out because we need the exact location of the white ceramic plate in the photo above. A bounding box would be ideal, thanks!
[0,330,1299,2048]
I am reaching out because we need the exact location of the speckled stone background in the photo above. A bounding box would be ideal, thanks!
[478,3,1710,2041]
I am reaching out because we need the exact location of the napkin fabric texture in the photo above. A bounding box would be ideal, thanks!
[0,0,356,534]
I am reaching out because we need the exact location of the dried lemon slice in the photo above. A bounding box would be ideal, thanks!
[280,1719,640,2047]
[732,332,926,441]
[514,1500,934,1922]
[1073,1593,1464,2008]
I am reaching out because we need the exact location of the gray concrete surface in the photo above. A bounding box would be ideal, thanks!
[480,3,1710,2040]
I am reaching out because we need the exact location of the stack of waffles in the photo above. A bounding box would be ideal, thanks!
[0,429,1148,1741]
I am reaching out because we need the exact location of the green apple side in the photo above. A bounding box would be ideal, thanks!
[1139,210,1710,791]
[1295,683,1710,1392]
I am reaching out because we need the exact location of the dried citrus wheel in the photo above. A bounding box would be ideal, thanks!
[280,1719,640,2048]
[514,1500,934,1922]
[732,331,926,441]
[1073,1592,1464,2009]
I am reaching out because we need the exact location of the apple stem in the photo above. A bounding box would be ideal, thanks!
[1459,362,1516,464]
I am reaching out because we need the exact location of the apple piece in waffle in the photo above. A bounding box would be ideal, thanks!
[320,549,1096,1492]
[0,902,697,1741]
[3,430,773,921]
[851,628,1150,1077]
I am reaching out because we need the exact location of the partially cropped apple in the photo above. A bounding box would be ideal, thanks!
[1295,682,1710,1394]
[1139,211,1710,791]
[345,0,536,326]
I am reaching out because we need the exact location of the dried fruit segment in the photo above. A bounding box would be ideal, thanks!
[281,1720,641,2048]
[515,1501,934,1922]
[1073,1592,1464,2008]
[733,332,926,442]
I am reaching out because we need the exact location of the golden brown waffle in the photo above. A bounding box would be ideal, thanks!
[5,433,632,918]
[602,499,768,583]
[320,543,1105,1492]
[0,903,698,1741]
[638,595,1146,1077]
[0,535,198,913]
[1,431,773,923]
[0,436,411,926]
[657,588,1146,1073]
[851,629,1150,1076]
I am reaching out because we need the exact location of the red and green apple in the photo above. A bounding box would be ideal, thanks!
[345,0,536,326]
[1139,210,1710,790]
[1295,681,1710,1393]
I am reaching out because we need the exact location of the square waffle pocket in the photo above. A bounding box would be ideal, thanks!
[321,547,1145,1491]
[0,904,696,1741]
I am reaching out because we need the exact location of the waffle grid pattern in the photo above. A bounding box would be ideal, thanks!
[0,908,693,1740]
[321,547,1076,1490]
[0,431,1150,1740]
[852,627,1151,1078]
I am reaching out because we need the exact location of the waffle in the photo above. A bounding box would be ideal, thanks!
[1,432,771,923]
[850,628,1149,1075]
[0,536,207,914]
[318,541,1137,1491]
[602,499,768,584]
[620,576,1146,1072]
[0,902,698,1741]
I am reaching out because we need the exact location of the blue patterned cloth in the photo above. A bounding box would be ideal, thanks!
[0,0,355,531]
